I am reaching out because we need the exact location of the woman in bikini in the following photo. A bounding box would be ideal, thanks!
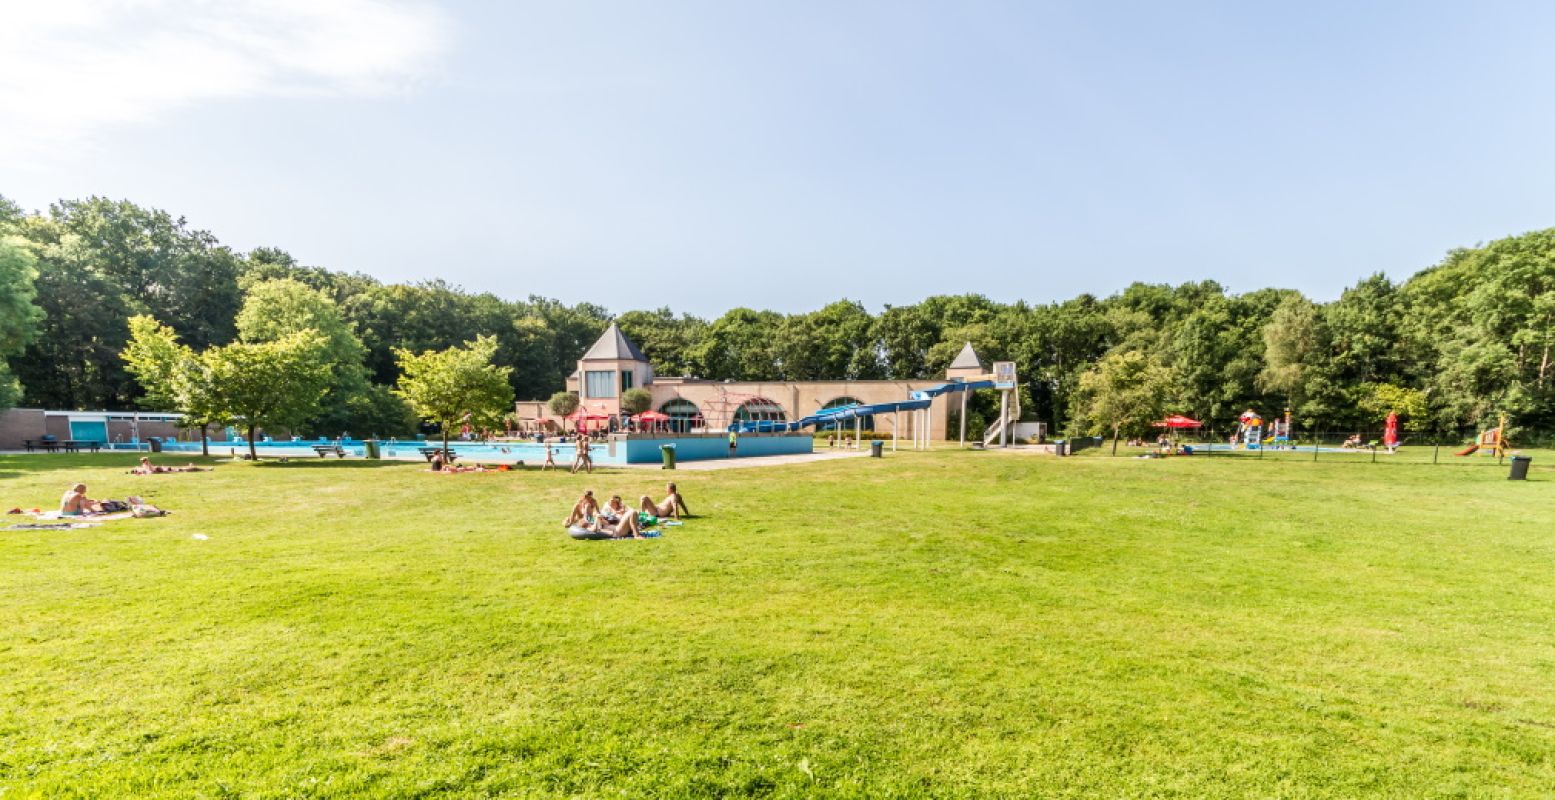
[563,490,599,528]
[59,484,103,516]
[598,495,643,538]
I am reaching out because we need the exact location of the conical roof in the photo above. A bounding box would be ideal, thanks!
[948,341,984,371]
[581,322,648,362]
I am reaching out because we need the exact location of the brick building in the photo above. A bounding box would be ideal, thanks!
[515,324,994,440]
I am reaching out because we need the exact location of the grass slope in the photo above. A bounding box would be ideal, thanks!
[3,451,1555,797]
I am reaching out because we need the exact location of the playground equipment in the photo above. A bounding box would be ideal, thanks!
[1262,408,1292,450]
[1456,414,1509,457]
[1236,409,1263,450]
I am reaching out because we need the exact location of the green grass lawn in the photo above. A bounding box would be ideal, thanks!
[4,450,1555,797]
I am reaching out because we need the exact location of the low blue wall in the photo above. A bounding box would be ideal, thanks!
[622,434,813,464]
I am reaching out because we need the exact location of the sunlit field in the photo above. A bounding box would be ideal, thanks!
[4,450,1555,797]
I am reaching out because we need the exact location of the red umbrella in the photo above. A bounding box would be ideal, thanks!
[1153,414,1202,428]
[566,408,610,432]
[634,410,670,422]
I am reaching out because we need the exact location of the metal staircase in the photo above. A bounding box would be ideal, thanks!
[981,388,1021,446]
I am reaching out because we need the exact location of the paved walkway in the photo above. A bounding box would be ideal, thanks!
[619,448,872,471]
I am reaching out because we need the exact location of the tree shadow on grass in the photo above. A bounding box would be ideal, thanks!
[0,453,230,479]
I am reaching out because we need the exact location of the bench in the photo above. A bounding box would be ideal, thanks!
[312,444,347,458]
[418,447,456,463]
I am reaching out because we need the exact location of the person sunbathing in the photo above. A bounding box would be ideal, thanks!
[131,457,209,475]
[640,482,690,520]
[60,484,103,516]
[596,496,643,538]
[563,490,599,527]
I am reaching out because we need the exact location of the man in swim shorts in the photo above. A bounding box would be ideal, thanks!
[640,482,689,520]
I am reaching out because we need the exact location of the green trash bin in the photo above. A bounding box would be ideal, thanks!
[661,444,676,470]
[1509,455,1532,481]
[364,439,380,460]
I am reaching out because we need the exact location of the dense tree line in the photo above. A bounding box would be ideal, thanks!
[1,195,1553,440]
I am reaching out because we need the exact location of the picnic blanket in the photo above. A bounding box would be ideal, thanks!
[6,522,101,531]
[31,511,136,522]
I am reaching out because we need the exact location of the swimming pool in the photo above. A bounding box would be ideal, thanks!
[146,433,815,464]
[156,439,628,465]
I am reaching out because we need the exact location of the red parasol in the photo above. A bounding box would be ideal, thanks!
[1153,414,1203,428]
[566,407,610,432]
[633,410,670,422]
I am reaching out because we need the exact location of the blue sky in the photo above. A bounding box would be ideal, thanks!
[4,1,1554,316]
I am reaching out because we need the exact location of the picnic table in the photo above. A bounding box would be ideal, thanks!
[311,444,348,458]
[22,439,100,453]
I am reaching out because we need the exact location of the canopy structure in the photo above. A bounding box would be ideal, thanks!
[1153,414,1203,429]
[632,409,671,432]
[566,408,610,431]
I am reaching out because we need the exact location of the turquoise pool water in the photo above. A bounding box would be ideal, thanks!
[156,440,626,464]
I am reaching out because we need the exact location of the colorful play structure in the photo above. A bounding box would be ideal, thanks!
[1235,409,1264,450]
[1262,408,1293,449]
[1456,413,1510,457]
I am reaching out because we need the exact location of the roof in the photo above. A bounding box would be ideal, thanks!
[948,342,985,371]
[580,322,648,362]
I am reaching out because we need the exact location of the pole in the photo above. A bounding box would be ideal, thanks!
[999,390,1010,448]
[892,410,898,452]
[959,390,967,449]
[1433,439,1439,465]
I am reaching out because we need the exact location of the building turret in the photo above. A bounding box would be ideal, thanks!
[575,323,654,418]
[945,342,985,381]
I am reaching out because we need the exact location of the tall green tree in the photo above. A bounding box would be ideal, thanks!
[234,278,414,436]
[615,308,708,377]
[393,336,515,455]
[124,317,331,459]
[1071,350,1172,452]
[204,332,333,459]
[0,236,43,410]
[122,316,227,455]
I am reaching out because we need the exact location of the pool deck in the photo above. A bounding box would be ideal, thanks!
[618,448,870,470]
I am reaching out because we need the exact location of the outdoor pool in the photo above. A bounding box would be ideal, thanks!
[156,439,627,465]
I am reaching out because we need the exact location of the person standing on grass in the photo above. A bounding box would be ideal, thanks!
[571,436,593,474]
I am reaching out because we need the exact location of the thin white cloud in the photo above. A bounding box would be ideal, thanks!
[0,0,451,167]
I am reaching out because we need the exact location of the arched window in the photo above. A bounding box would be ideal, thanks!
[733,397,788,424]
[659,398,704,434]
[819,396,873,431]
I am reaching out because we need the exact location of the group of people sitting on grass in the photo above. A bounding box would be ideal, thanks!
[563,482,690,538]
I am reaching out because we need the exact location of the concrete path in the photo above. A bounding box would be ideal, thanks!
[620,448,872,471]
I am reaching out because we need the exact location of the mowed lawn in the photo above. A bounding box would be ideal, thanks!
[3,450,1555,798]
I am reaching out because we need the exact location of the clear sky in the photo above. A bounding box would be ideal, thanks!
[4,1,1554,316]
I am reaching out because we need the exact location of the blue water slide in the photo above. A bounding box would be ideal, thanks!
[728,393,953,433]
